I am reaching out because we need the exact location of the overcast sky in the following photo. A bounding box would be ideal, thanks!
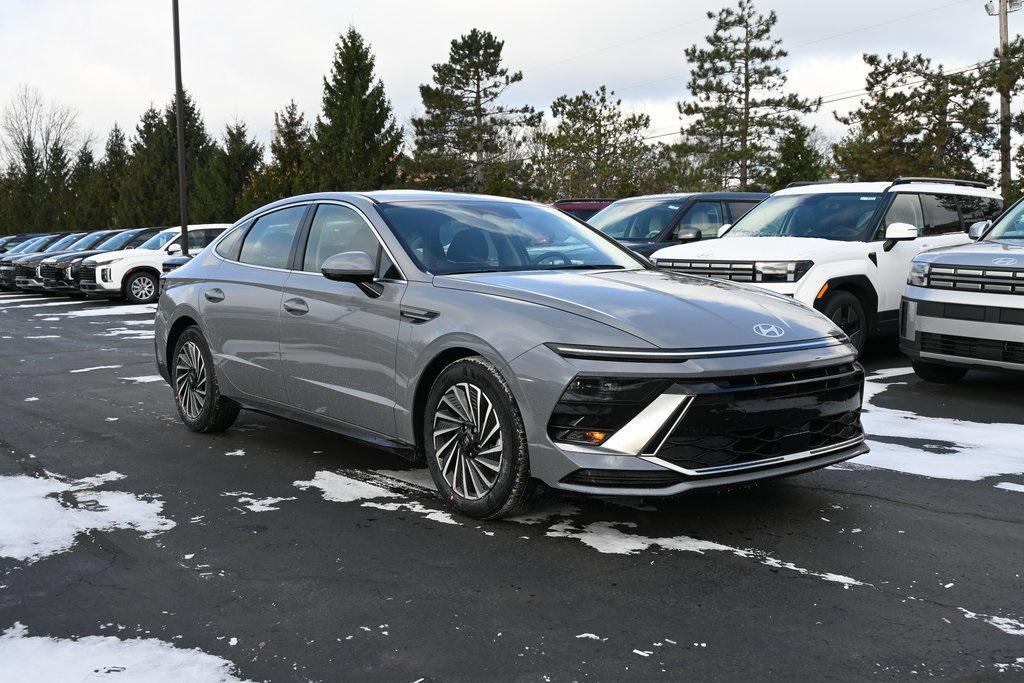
[1,0,1016,157]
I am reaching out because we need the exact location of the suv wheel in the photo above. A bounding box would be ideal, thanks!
[912,360,968,384]
[172,327,240,432]
[823,290,867,355]
[125,271,159,304]
[424,356,531,520]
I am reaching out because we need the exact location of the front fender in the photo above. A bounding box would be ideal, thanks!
[794,259,881,311]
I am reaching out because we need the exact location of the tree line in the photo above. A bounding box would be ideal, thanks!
[1,0,1023,235]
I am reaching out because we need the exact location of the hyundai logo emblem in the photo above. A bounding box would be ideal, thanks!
[753,323,785,338]
[993,257,1018,266]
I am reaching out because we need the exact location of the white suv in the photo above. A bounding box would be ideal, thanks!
[651,178,1003,353]
[80,224,228,304]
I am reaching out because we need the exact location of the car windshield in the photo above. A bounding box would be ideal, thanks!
[588,199,684,240]
[43,234,85,252]
[726,193,882,241]
[96,230,140,250]
[139,231,177,250]
[8,237,47,254]
[378,200,643,275]
[985,199,1024,242]
[66,232,111,250]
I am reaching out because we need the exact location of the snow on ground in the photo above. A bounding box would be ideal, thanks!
[855,368,1024,480]
[959,608,1024,637]
[0,623,251,682]
[120,375,164,384]
[34,303,156,318]
[2,300,91,309]
[69,365,123,373]
[294,470,459,525]
[221,492,296,513]
[0,471,175,563]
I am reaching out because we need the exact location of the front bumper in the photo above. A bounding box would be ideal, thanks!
[900,287,1024,371]
[15,276,46,290]
[79,263,120,296]
[511,341,865,495]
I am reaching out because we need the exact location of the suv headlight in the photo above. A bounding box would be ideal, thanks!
[93,256,125,266]
[755,260,813,283]
[908,262,929,286]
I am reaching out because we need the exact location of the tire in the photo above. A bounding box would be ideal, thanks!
[912,360,968,384]
[423,356,531,520]
[172,327,240,433]
[124,271,159,304]
[822,290,867,355]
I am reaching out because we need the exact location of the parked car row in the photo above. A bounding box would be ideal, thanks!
[0,224,227,303]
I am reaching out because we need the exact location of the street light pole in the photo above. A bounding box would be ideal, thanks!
[171,0,189,256]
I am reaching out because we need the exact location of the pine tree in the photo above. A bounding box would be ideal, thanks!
[243,100,311,208]
[193,121,263,222]
[412,28,539,192]
[679,0,816,190]
[42,139,72,229]
[832,53,993,182]
[532,86,660,199]
[771,122,830,190]
[68,144,112,230]
[306,27,402,191]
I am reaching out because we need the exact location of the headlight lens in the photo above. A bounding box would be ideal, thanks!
[908,262,929,286]
[755,260,814,283]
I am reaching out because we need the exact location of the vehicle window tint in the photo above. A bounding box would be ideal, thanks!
[588,199,683,240]
[215,223,248,260]
[303,205,381,273]
[187,229,223,251]
[376,251,400,280]
[959,196,1003,226]
[727,201,758,222]
[921,193,962,236]
[675,201,723,239]
[126,230,159,248]
[239,206,305,269]
[882,194,924,237]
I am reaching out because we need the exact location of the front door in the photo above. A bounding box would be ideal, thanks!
[278,203,406,437]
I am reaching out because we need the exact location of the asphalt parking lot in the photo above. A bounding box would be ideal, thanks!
[1,290,1022,681]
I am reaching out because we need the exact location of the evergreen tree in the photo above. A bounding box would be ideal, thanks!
[532,86,660,199]
[193,121,263,222]
[115,93,212,226]
[832,53,993,182]
[412,28,539,192]
[243,100,311,208]
[306,27,402,191]
[770,122,830,190]
[68,143,112,230]
[678,0,816,190]
[42,139,72,229]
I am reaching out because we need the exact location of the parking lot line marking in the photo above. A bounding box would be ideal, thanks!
[994,482,1024,493]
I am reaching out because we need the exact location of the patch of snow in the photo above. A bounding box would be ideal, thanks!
[995,482,1024,493]
[120,375,164,384]
[222,492,296,513]
[69,365,123,373]
[37,303,156,318]
[0,623,251,682]
[959,608,1024,636]
[224,449,245,457]
[294,471,399,503]
[361,500,459,525]
[0,471,175,562]
[575,633,604,641]
[24,335,60,339]
[5,301,90,309]
[23,397,39,402]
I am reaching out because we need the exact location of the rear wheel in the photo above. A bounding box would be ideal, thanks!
[912,360,968,384]
[424,356,531,520]
[823,290,867,355]
[124,271,159,304]
[172,327,239,433]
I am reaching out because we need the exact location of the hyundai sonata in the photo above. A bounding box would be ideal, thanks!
[155,191,867,519]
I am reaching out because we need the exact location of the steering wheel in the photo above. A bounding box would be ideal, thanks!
[531,251,573,266]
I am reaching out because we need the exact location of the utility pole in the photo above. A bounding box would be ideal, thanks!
[987,0,1019,202]
[172,0,189,256]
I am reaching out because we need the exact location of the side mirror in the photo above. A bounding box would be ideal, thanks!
[717,223,732,238]
[884,222,918,241]
[968,220,990,240]
[321,251,376,283]
[673,227,702,243]
[166,242,182,255]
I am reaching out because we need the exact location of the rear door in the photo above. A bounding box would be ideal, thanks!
[201,204,309,403]
[278,202,406,437]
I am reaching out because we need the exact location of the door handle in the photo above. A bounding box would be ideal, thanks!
[283,298,309,315]
[203,288,225,302]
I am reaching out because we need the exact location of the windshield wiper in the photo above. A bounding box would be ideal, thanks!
[542,264,625,270]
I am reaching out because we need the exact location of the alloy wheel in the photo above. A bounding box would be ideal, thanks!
[432,382,503,500]
[131,275,156,301]
[175,340,208,420]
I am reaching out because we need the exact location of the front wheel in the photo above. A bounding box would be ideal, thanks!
[124,271,159,304]
[172,327,240,432]
[424,356,531,519]
[822,290,867,355]
[912,360,968,384]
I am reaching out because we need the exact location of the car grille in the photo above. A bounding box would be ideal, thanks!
[79,264,97,283]
[15,263,33,278]
[926,265,1024,295]
[560,469,685,489]
[654,363,864,473]
[656,259,757,282]
[40,264,59,280]
[919,332,1024,364]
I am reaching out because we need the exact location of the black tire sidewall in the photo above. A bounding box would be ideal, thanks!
[424,357,527,519]
[172,327,220,431]
[824,290,867,354]
[125,271,158,304]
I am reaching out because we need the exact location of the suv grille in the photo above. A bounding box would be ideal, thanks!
[79,264,97,283]
[14,263,33,278]
[927,265,1024,295]
[656,260,757,282]
[655,363,864,473]
[39,264,59,280]
[920,332,1024,364]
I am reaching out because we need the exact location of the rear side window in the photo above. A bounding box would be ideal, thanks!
[302,204,381,273]
[921,194,962,236]
[727,201,758,222]
[238,206,306,269]
[215,223,249,260]
[959,196,1003,226]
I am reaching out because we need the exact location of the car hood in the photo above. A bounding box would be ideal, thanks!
[434,268,841,349]
[915,239,1024,268]
[47,248,111,265]
[21,249,82,266]
[653,236,860,262]
[84,248,150,264]
[1,251,47,265]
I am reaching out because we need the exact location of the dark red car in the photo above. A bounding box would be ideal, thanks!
[551,198,616,222]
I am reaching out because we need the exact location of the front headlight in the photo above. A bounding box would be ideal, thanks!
[755,260,813,283]
[92,256,125,267]
[908,262,929,286]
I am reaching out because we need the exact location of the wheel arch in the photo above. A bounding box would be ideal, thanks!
[122,265,161,296]
[813,275,879,331]
[410,347,480,463]
[165,314,201,375]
